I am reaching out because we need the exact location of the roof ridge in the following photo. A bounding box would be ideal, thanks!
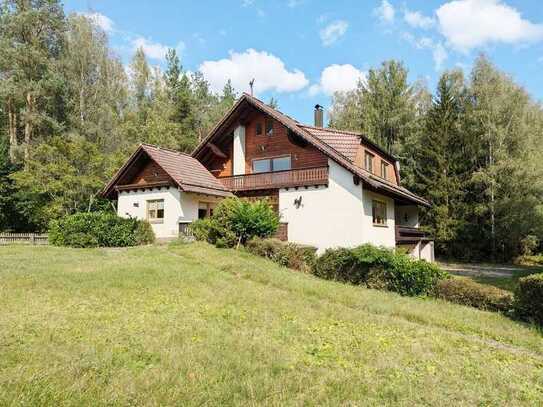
[299,124,362,137]
[140,143,191,157]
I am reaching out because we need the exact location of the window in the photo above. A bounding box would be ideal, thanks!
[198,202,215,219]
[255,122,263,136]
[372,200,387,226]
[380,161,388,179]
[265,119,273,136]
[364,151,374,173]
[252,156,291,173]
[147,199,164,223]
[272,156,291,171]
[253,158,271,173]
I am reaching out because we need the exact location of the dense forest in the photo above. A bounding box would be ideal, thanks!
[1,1,542,261]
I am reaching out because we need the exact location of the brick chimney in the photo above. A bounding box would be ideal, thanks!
[314,104,323,127]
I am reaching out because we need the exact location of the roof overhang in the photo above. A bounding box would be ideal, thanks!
[192,93,430,207]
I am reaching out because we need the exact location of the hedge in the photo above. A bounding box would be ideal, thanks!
[313,244,447,296]
[514,274,543,325]
[49,212,155,248]
[434,277,513,312]
[245,237,317,272]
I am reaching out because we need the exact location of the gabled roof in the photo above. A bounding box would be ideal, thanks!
[102,144,233,198]
[192,93,429,207]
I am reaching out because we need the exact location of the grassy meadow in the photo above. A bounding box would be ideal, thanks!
[1,242,543,405]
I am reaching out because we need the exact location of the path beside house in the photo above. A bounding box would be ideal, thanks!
[438,261,542,292]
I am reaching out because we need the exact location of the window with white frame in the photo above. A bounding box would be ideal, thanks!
[372,200,387,226]
[252,156,291,173]
[147,199,164,223]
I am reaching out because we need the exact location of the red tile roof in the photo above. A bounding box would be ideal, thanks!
[102,144,233,198]
[192,93,429,207]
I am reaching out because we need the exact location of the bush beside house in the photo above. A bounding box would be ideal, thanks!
[313,244,447,296]
[434,277,513,312]
[246,237,317,272]
[514,274,543,325]
[189,197,279,248]
[49,212,154,248]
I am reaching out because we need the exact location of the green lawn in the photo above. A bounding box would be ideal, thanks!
[1,242,543,406]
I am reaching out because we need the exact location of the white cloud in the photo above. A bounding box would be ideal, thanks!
[79,12,114,32]
[319,20,349,46]
[309,64,366,96]
[132,37,184,61]
[374,0,395,24]
[432,42,448,71]
[199,49,309,95]
[403,9,435,30]
[436,0,543,52]
[402,34,448,71]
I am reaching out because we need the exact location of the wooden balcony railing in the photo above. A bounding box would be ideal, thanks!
[218,166,329,192]
[395,225,431,244]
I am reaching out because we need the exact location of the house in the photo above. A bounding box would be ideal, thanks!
[102,93,434,261]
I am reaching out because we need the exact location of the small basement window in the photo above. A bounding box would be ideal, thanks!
[365,151,374,173]
[147,199,164,223]
[372,200,387,226]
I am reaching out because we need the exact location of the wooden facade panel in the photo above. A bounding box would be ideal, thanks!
[354,145,399,185]
[244,111,327,173]
[130,160,172,185]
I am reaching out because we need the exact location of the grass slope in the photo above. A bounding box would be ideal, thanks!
[1,242,542,406]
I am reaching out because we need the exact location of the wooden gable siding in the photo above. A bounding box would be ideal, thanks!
[354,145,399,186]
[244,111,327,173]
[129,160,172,185]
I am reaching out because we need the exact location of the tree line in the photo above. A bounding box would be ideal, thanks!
[0,0,236,232]
[2,1,542,261]
[330,59,543,261]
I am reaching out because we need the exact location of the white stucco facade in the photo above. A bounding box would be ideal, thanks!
[117,187,221,239]
[233,125,246,176]
[279,159,396,253]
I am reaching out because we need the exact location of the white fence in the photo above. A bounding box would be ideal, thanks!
[0,233,49,245]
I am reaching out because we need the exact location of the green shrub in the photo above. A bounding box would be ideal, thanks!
[514,274,543,325]
[49,212,155,248]
[190,198,279,248]
[246,237,317,272]
[313,244,447,296]
[434,277,513,312]
[515,254,543,266]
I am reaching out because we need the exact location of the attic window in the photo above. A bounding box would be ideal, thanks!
[265,119,273,136]
[256,122,263,136]
[364,151,374,173]
[380,161,388,179]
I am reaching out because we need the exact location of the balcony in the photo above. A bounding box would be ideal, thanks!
[395,225,431,244]
[218,166,329,192]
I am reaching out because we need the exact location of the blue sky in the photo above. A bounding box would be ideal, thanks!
[64,0,543,124]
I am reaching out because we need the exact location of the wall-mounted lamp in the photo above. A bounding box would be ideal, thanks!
[294,196,302,209]
[133,202,139,208]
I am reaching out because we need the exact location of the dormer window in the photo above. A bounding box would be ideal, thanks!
[364,151,374,173]
[256,122,263,136]
[380,161,388,179]
[265,119,273,136]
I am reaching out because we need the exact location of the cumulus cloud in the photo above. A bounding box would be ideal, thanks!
[403,9,435,30]
[79,11,114,32]
[319,20,349,46]
[309,64,366,96]
[199,49,309,95]
[132,37,184,61]
[374,0,395,24]
[402,34,448,71]
[436,0,543,52]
